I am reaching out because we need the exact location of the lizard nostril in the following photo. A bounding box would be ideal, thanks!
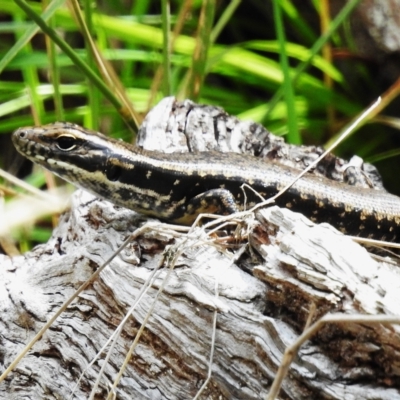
[18,130,27,138]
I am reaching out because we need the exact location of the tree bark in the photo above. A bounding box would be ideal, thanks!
[1,97,400,399]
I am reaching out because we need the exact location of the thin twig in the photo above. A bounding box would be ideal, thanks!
[266,314,400,400]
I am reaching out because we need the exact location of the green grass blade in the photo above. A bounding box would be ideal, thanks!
[161,0,172,96]
[45,1,64,121]
[14,0,138,133]
[211,0,241,43]
[0,0,65,75]
[262,0,362,124]
[273,0,300,144]
[81,0,100,130]
[245,41,343,83]
[280,0,317,44]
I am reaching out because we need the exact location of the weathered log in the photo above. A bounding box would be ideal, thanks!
[1,98,400,399]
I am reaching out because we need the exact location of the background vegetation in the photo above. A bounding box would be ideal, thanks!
[2,0,400,250]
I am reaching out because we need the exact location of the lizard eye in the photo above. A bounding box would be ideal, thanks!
[56,134,77,151]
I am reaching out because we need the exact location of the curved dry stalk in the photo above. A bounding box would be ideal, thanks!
[68,0,140,130]
[0,168,51,199]
[71,258,164,399]
[251,96,382,215]
[0,222,157,383]
[266,314,400,400]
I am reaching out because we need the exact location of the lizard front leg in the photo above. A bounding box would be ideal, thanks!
[171,189,240,225]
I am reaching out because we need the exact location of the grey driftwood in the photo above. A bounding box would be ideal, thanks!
[1,97,400,399]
